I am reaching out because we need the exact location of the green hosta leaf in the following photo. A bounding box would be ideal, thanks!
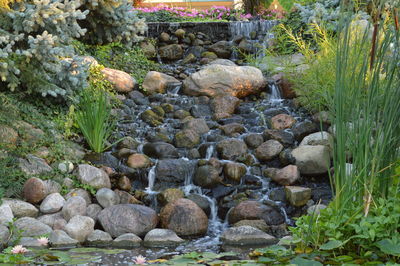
[376,239,400,256]
[320,240,344,250]
[290,257,323,266]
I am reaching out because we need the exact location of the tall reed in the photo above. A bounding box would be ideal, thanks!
[331,0,400,216]
[75,87,116,153]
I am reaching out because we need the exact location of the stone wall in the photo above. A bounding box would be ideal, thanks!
[147,22,232,41]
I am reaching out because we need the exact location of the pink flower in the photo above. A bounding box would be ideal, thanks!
[11,245,28,254]
[37,237,49,246]
[133,255,146,265]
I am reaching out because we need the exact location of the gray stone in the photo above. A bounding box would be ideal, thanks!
[143,142,179,159]
[194,165,221,188]
[44,180,62,195]
[159,44,184,60]
[216,139,248,160]
[14,217,52,237]
[183,64,266,99]
[64,215,95,243]
[37,212,67,230]
[65,188,92,205]
[285,186,312,207]
[49,230,78,248]
[221,226,277,246]
[255,140,283,161]
[174,129,200,148]
[291,145,331,175]
[300,131,334,150]
[98,204,158,237]
[183,118,210,134]
[40,193,65,214]
[18,154,52,176]
[19,237,46,247]
[96,188,120,208]
[112,233,142,248]
[86,204,103,223]
[244,134,264,149]
[86,230,113,247]
[76,164,111,189]
[0,225,10,246]
[0,204,13,226]
[3,199,38,218]
[142,71,181,95]
[270,165,300,186]
[144,229,184,247]
[62,196,87,221]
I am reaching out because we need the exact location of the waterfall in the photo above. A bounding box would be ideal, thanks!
[205,145,214,160]
[229,20,278,59]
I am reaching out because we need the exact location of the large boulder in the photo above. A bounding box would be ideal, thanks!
[221,226,277,246]
[291,145,330,175]
[159,198,208,237]
[23,177,47,204]
[0,204,13,226]
[62,196,87,221]
[76,164,111,189]
[269,165,300,186]
[98,204,158,237]
[228,201,284,225]
[285,186,312,207]
[183,64,266,98]
[142,71,181,95]
[64,215,95,243]
[3,199,38,218]
[18,154,52,176]
[40,193,65,214]
[101,68,136,93]
[49,230,79,248]
[14,217,53,237]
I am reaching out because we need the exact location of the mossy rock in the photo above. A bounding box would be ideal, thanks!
[140,110,163,127]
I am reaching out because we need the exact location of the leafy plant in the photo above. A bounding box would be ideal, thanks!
[75,74,116,153]
[0,155,28,198]
[290,0,400,262]
[74,41,159,85]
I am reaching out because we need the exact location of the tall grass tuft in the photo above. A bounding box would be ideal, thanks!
[75,86,116,153]
[331,0,400,216]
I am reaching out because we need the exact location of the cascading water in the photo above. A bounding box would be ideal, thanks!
[229,20,278,60]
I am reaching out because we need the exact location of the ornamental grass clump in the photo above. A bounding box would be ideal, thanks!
[291,0,400,260]
[75,66,116,153]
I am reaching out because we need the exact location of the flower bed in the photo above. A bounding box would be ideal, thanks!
[134,4,279,22]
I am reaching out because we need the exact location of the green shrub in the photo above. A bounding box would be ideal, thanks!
[74,41,159,84]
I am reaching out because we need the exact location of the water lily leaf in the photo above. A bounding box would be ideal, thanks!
[257,256,276,263]
[320,240,343,250]
[376,239,400,256]
[290,257,323,266]
[68,247,125,255]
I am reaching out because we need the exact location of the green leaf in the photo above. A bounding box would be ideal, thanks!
[290,257,323,266]
[376,239,400,256]
[320,240,344,250]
